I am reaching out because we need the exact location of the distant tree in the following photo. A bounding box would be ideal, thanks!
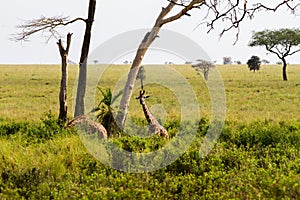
[249,28,300,81]
[223,57,233,65]
[247,55,261,73]
[93,60,99,64]
[192,59,214,80]
[235,60,242,65]
[276,61,283,65]
[261,59,270,65]
[136,66,146,90]
[68,59,76,65]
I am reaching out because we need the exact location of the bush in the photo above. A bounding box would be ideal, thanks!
[0,113,72,145]
[247,55,261,72]
[0,118,299,199]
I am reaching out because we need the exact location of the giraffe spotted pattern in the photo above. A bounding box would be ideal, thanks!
[136,90,169,139]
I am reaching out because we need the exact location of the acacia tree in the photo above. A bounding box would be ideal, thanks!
[249,28,300,81]
[116,0,299,128]
[192,59,215,80]
[14,0,96,117]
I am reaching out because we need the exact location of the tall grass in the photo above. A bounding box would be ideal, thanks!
[0,115,299,199]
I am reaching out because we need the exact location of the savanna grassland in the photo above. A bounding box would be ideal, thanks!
[0,64,299,199]
[1,64,299,122]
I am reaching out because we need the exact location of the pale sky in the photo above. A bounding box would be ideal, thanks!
[1,0,299,64]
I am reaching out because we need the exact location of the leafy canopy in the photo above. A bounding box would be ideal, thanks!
[249,28,300,58]
[247,55,261,72]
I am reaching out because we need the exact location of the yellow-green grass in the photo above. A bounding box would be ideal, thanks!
[0,133,84,180]
[219,64,300,122]
[0,64,78,120]
[0,64,299,123]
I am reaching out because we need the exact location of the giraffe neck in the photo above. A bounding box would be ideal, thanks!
[138,92,169,139]
[140,98,157,125]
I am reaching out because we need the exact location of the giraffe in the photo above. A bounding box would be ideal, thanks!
[67,115,107,139]
[136,90,169,139]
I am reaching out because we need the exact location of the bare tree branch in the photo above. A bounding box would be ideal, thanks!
[166,0,187,7]
[12,16,86,42]
[196,0,299,44]
[251,1,300,14]
[117,0,299,127]
[288,48,300,56]
[267,42,300,58]
[266,45,282,60]
[166,0,203,8]
[160,0,205,25]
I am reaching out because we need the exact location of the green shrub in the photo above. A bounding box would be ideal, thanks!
[220,120,300,148]
[0,113,73,145]
[0,118,300,199]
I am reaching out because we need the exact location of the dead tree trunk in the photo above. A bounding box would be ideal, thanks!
[116,0,203,129]
[74,0,96,117]
[57,33,72,124]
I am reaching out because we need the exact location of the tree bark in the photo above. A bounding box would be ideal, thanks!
[116,0,200,128]
[57,33,72,124]
[115,29,160,128]
[282,58,288,81]
[74,0,96,117]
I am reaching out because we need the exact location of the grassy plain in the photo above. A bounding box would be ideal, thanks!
[0,64,299,122]
[0,64,77,120]
[0,64,299,199]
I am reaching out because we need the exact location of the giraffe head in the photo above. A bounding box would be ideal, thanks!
[136,90,150,102]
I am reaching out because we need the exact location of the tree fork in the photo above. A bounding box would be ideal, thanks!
[116,0,204,129]
[57,33,73,124]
